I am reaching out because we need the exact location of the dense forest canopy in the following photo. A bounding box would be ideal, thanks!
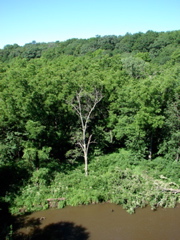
[0,30,180,238]
[1,30,180,62]
[1,30,180,165]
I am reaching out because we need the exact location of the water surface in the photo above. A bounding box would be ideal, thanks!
[14,203,180,240]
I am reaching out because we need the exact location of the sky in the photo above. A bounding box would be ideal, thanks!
[1,0,180,49]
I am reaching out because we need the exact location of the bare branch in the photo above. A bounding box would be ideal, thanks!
[77,141,83,150]
[87,134,92,153]
[68,87,103,175]
[84,90,103,129]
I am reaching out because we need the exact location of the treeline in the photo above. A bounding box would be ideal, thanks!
[1,30,180,64]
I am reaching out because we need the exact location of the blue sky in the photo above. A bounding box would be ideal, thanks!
[1,0,180,49]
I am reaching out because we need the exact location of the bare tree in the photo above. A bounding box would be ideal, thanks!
[70,88,103,176]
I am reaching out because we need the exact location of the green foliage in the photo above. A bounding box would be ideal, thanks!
[0,30,179,62]
[159,91,180,161]
[132,30,158,52]
[0,30,180,232]
[11,168,50,213]
[121,56,148,79]
[9,151,180,215]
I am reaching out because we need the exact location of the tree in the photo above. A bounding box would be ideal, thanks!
[121,56,148,79]
[159,93,180,161]
[69,88,103,176]
[132,30,158,52]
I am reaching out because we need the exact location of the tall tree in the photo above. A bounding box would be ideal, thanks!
[69,88,103,176]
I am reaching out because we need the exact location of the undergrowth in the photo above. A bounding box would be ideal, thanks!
[9,149,180,215]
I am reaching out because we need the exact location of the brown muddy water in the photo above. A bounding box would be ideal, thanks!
[14,203,180,240]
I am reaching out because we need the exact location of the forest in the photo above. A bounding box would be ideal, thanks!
[0,30,180,238]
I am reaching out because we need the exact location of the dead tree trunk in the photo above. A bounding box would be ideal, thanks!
[70,88,102,176]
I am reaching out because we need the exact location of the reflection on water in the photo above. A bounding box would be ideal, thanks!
[14,203,180,240]
[13,220,90,240]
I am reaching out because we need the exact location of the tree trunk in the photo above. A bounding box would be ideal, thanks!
[148,133,153,160]
[84,150,88,176]
[176,152,179,162]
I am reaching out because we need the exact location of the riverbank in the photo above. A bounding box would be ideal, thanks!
[10,150,180,215]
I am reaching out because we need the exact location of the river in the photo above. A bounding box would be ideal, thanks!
[13,203,180,240]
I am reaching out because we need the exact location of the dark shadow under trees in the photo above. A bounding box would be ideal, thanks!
[0,164,30,239]
[13,219,90,240]
[0,164,30,197]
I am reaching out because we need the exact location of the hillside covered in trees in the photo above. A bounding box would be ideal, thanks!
[0,30,180,238]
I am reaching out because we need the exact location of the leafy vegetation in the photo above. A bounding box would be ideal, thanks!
[0,29,180,237]
[9,151,180,216]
